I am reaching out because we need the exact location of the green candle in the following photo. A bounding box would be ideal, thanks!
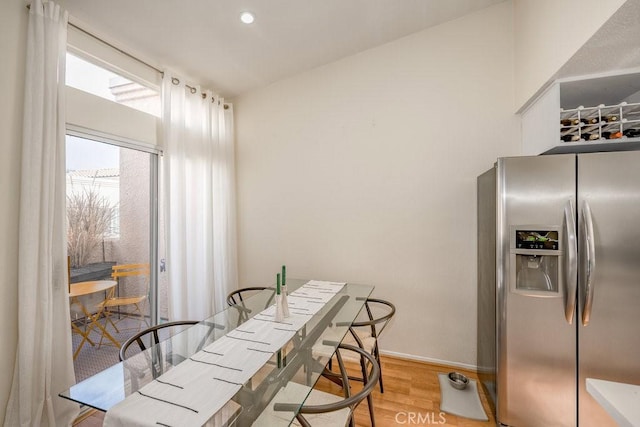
[276,273,281,295]
[282,265,286,286]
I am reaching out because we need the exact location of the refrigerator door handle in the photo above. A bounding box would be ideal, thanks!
[582,201,596,326]
[564,199,578,324]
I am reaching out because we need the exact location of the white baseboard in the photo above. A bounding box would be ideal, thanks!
[380,349,478,372]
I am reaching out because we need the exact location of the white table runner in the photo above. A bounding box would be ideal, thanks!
[103,280,345,427]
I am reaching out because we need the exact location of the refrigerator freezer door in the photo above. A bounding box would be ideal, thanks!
[577,151,640,426]
[564,200,578,324]
[497,155,577,427]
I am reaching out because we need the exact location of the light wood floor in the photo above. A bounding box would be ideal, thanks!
[316,354,496,427]
[75,355,495,426]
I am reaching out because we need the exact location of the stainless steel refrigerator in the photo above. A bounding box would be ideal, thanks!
[477,151,640,426]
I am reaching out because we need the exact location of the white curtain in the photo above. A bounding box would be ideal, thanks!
[162,73,238,321]
[4,0,79,426]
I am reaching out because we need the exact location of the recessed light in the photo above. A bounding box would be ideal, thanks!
[240,12,255,24]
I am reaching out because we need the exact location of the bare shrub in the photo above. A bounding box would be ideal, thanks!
[67,187,116,268]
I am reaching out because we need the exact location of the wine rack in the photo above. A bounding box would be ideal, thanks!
[560,102,640,144]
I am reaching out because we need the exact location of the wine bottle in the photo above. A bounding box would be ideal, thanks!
[581,117,599,125]
[560,118,580,126]
[603,115,619,123]
[602,131,622,139]
[561,134,580,142]
[581,133,600,141]
[623,128,640,138]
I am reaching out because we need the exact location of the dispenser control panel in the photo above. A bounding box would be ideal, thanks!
[515,230,559,251]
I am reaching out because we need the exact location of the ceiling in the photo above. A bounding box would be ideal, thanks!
[557,0,640,108]
[57,0,506,98]
[557,0,640,80]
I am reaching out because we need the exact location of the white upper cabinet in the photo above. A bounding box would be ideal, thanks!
[520,0,640,156]
[522,71,640,156]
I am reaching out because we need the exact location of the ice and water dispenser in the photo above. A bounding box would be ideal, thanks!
[510,227,562,296]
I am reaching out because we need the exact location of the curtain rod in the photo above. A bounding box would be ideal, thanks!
[170,77,230,109]
[27,3,230,108]
[70,21,164,75]
[27,3,163,75]
[75,20,231,107]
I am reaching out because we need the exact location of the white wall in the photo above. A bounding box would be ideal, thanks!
[234,2,519,367]
[514,0,626,110]
[0,0,28,422]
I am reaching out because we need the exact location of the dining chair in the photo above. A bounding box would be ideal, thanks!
[266,343,380,427]
[99,263,150,343]
[118,320,204,383]
[227,286,276,322]
[319,298,393,426]
[343,298,395,393]
[226,286,276,306]
[118,320,201,361]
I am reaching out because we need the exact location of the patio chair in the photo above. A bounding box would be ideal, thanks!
[98,263,150,344]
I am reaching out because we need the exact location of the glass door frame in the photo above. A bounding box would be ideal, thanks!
[66,124,161,326]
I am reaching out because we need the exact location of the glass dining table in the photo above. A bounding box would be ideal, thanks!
[59,278,374,426]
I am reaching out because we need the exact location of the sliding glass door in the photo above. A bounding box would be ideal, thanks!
[66,132,163,381]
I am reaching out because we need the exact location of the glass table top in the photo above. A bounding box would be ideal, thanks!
[59,279,374,426]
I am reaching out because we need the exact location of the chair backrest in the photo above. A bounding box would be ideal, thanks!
[119,320,200,361]
[226,286,275,306]
[227,287,276,323]
[351,298,396,339]
[111,263,150,296]
[273,343,380,426]
[112,263,150,280]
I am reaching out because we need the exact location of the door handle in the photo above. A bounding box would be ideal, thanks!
[582,201,596,326]
[564,200,578,324]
